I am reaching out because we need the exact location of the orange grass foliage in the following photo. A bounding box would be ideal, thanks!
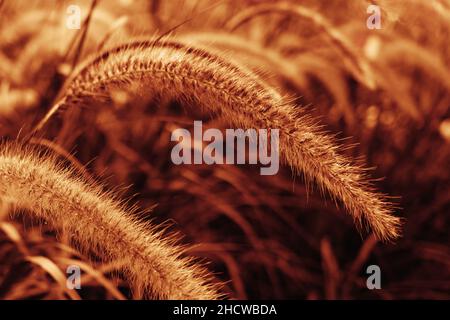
[0,0,449,300]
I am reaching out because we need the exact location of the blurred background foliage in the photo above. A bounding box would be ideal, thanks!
[0,0,448,299]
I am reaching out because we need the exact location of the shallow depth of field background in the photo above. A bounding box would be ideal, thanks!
[0,0,449,299]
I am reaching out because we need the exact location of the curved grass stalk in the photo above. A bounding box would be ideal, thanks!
[0,143,221,299]
[177,31,303,85]
[35,38,401,241]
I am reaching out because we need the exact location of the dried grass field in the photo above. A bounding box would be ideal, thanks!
[0,0,449,300]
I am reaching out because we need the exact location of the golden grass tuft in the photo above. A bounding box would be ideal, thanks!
[34,38,401,241]
[0,142,221,299]
[0,0,448,300]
